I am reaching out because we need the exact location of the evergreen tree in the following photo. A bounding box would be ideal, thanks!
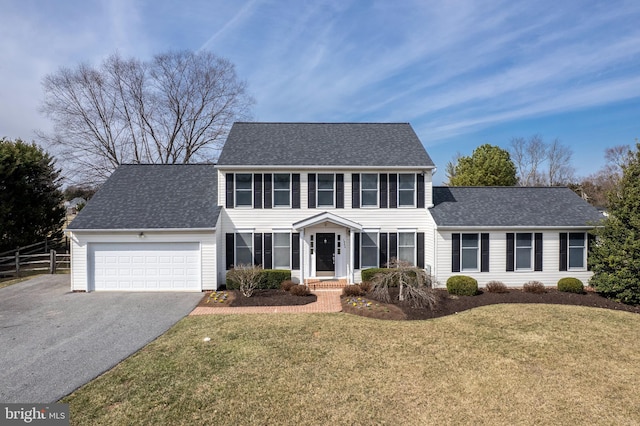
[589,143,640,305]
[448,144,518,186]
[0,138,65,252]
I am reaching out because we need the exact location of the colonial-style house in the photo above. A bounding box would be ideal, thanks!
[66,122,603,292]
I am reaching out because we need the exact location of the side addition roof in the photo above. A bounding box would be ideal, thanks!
[217,122,435,167]
[430,186,605,228]
[67,164,220,230]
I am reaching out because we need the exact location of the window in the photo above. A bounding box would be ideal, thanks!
[235,174,252,207]
[361,174,378,207]
[317,174,334,207]
[398,232,415,265]
[273,233,291,269]
[461,234,479,271]
[515,233,533,270]
[273,174,291,207]
[235,233,252,265]
[361,232,378,268]
[398,174,415,206]
[569,232,585,269]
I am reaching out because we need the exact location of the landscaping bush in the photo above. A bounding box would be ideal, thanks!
[523,281,546,294]
[261,269,291,289]
[280,280,296,291]
[342,285,365,297]
[485,280,508,293]
[369,258,438,309]
[289,284,311,296]
[446,275,479,296]
[358,281,372,293]
[225,264,263,297]
[361,268,393,283]
[558,277,585,294]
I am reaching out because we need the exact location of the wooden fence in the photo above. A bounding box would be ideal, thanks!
[0,239,70,278]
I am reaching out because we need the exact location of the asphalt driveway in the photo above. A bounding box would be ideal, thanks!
[0,275,202,403]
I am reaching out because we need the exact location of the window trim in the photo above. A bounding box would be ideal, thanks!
[398,231,416,266]
[273,232,291,269]
[515,232,533,271]
[360,231,379,269]
[360,173,379,208]
[460,233,479,272]
[398,173,416,207]
[316,173,335,208]
[235,232,253,266]
[272,173,291,208]
[234,173,253,208]
[568,232,587,270]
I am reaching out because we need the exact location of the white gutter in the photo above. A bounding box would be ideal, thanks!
[66,227,217,233]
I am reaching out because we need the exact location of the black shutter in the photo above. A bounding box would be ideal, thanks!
[389,173,397,208]
[336,174,344,208]
[263,233,273,269]
[389,233,398,260]
[352,174,360,208]
[254,233,263,266]
[253,174,262,209]
[417,232,425,268]
[481,233,489,272]
[380,173,388,208]
[225,233,234,269]
[263,173,272,209]
[291,233,300,270]
[587,233,595,271]
[452,233,461,273]
[559,232,568,271]
[226,173,234,208]
[506,233,515,272]
[534,233,543,271]
[354,232,360,269]
[417,173,425,208]
[292,174,300,209]
[379,233,388,268]
[308,173,316,208]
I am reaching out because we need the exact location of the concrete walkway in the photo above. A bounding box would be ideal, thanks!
[190,289,343,315]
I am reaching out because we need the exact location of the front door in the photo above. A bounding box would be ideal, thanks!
[316,233,335,276]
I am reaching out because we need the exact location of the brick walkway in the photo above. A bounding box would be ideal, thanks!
[189,289,343,316]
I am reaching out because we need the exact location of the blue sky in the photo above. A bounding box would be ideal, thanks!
[1,0,639,183]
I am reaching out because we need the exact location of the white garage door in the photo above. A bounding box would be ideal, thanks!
[90,243,201,291]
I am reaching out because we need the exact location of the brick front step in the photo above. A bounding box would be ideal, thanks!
[305,279,348,289]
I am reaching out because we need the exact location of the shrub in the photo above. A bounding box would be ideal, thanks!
[280,280,296,291]
[226,264,263,297]
[361,268,393,283]
[446,275,479,296]
[485,280,508,293]
[342,285,365,297]
[289,284,310,296]
[261,270,291,289]
[369,258,438,309]
[558,277,585,294]
[358,281,372,293]
[523,281,546,294]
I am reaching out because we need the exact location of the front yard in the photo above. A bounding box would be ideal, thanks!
[63,305,640,425]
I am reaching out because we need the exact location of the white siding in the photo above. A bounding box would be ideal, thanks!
[69,230,217,292]
[434,230,594,288]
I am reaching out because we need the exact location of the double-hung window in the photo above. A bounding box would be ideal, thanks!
[398,232,416,265]
[361,174,378,207]
[568,233,586,269]
[398,174,415,206]
[273,174,291,207]
[461,234,479,271]
[317,174,335,207]
[235,232,253,265]
[361,232,378,268]
[235,174,252,207]
[273,233,291,269]
[515,233,533,270]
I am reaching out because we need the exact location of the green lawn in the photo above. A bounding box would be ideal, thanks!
[63,305,640,425]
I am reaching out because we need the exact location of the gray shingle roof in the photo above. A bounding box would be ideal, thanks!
[217,122,435,167]
[68,164,220,230]
[431,186,604,227]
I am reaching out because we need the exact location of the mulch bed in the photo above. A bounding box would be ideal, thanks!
[197,289,316,308]
[342,288,640,321]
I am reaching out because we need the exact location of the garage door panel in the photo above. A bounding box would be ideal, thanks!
[90,243,201,291]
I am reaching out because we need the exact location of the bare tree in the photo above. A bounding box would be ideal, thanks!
[509,135,574,186]
[547,138,575,186]
[576,144,632,207]
[39,50,253,183]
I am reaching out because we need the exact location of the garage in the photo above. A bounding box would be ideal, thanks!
[90,243,201,291]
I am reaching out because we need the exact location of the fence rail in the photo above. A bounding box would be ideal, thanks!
[0,248,70,278]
